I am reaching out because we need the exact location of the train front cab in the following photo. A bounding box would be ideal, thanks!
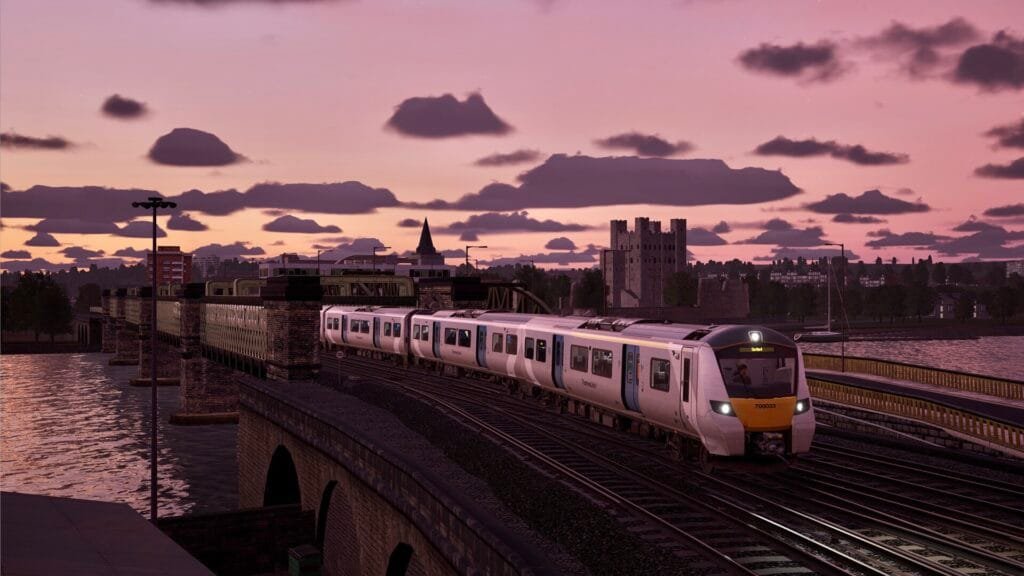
[698,326,814,463]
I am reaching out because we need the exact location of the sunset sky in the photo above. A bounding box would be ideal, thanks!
[1,0,1022,271]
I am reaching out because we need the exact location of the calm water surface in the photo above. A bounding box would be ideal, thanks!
[800,336,1024,381]
[1,353,237,516]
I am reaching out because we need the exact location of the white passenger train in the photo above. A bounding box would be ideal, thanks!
[320,306,815,462]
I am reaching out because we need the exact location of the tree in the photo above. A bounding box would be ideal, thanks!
[931,262,947,285]
[788,284,817,322]
[984,264,1006,288]
[906,283,937,322]
[989,286,1018,323]
[75,283,102,313]
[4,272,73,341]
[882,284,907,323]
[843,285,864,319]
[954,291,975,323]
[38,281,73,342]
[573,268,604,311]
[664,271,698,306]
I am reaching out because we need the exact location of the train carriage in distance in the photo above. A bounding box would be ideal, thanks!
[320,305,815,464]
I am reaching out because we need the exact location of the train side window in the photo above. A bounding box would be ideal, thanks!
[384,322,392,337]
[414,325,422,340]
[393,323,401,338]
[333,318,340,330]
[506,334,518,355]
[591,348,613,378]
[361,321,370,333]
[457,329,471,348]
[651,358,670,392]
[536,340,547,363]
[421,325,429,341]
[350,319,359,332]
[492,333,504,353]
[524,337,535,360]
[683,358,691,402]
[570,345,588,372]
[444,328,457,345]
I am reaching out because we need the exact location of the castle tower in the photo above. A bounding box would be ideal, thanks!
[602,217,688,309]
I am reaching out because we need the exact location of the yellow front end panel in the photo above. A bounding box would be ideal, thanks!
[730,397,796,432]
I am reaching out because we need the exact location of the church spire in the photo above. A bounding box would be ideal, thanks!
[415,218,438,255]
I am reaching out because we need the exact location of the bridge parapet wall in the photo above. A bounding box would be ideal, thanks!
[101,290,116,353]
[109,289,138,366]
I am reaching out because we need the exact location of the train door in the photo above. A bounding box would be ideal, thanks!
[372,317,381,349]
[340,315,348,344]
[622,344,641,412]
[432,321,441,358]
[476,325,487,368]
[551,335,565,389]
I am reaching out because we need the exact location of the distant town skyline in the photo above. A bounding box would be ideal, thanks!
[2,0,1023,271]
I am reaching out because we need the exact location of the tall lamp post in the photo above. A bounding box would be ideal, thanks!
[465,245,487,273]
[823,241,846,372]
[371,245,391,273]
[131,196,176,523]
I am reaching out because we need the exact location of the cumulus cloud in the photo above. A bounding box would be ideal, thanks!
[974,157,1024,179]
[113,247,148,258]
[115,221,167,238]
[859,17,981,78]
[687,228,728,246]
[29,219,119,234]
[193,242,265,258]
[25,232,60,247]
[0,258,67,272]
[396,218,421,228]
[101,94,148,119]
[594,132,693,157]
[805,189,929,214]
[753,247,860,262]
[410,154,800,211]
[481,250,598,267]
[930,222,1024,258]
[737,41,847,82]
[762,218,793,231]
[833,213,886,224]
[738,226,826,247]
[167,213,208,231]
[474,149,543,167]
[1,250,31,259]
[754,136,909,165]
[865,230,947,247]
[545,237,577,250]
[711,221,731,234]
[459,231,480,242]
[386,93,512,138]
[61,246,105,260]
[984,119,1024,149]
[148,127,246,166]
[0,132,73,150]
[984,203,1024,218]
[317,238,387,262]
[953,31,1024,91]
[262,214,341,233]
[439,211,591,235]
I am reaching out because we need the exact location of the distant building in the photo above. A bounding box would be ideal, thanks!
[603,217,687,308]
[769,270,827,287]
[859,276,886,288]
[192,255,220,277]
[146,245,192,285]
[1008,260,1024,278]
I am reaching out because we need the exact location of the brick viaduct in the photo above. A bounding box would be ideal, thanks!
[100,276,554,575]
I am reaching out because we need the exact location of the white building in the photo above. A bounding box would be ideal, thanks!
[1008,260,1024,278]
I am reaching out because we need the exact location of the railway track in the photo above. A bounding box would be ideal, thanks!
[326,354,1024,575]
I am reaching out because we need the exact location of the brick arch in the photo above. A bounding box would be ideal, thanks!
[263,445,301,507]
[321,479,360,576]
[386,543,414,576]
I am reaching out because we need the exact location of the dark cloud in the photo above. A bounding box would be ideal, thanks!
[865,230,947,247]
[113,247,148,258]
[101,94,148,119]
[983,119,1024,149]
[711,221,731,234]
[594,132,693,157]
[687,228,728,246]
[1,250,31,259]
[833,213,886,224]
[192,242,265,258]
[29,219,120,234]
[805,189,930,214]
[167,213,208,231]
[439,211,590,235]
[1,185,163,221]
[0,258,67,272]
[762,218,793,231]
[397,218,421,228]
[930,223,1024,258]
[25,232,60,247]
[318,238,386,262]
[954,31,1024,91]
[410,154,800,211]
[738,226,826,247]
[115,221,167,238]
[148,127,246,166]
[459,231,480,242]
[474,149,543,167]
[895,187,916,196]
[262,214,341,234]
[984,203,1024,218]
[545,237,578,251]
[1,182,9,192]
[149,0,343,6]
[859,18,980,78]
[974,157,1024,179]
[753,247,861,262]
[61,246,105,260]
[0,132,73,150]
[386,93,512,138]
[754,136,909,165]
[481,250,598,267]
[737,41,847,82]
[952,217,1004,233]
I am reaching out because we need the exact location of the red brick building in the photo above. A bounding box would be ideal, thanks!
[147,246,192,285]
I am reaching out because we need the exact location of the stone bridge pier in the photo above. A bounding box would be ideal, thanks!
[131,288,181,386]
[108,289,138,366]
[100,289,116,354]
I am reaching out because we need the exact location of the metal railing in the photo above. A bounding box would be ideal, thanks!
[201,303,267,362]
[808,377,1024,454]
[803,353,1024,401]
[156,300,181,337]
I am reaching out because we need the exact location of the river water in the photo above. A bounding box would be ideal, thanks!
[0,353,237,516]
[799,336,1024,381]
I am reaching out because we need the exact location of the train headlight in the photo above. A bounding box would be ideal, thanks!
[794,398,811,414]
[748,330,763,343]
[710,400,736,416]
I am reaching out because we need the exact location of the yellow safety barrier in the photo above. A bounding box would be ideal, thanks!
[808,378,1024,453]
[156,300,181,337]
[803,353,1024,401]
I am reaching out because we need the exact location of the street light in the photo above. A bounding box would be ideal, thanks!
[372,245,391,273]
[823,241,846,372]
[131,196,176,523]
[465,245,487,272]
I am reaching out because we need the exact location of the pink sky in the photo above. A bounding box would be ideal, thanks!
[1,0,1022,268]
